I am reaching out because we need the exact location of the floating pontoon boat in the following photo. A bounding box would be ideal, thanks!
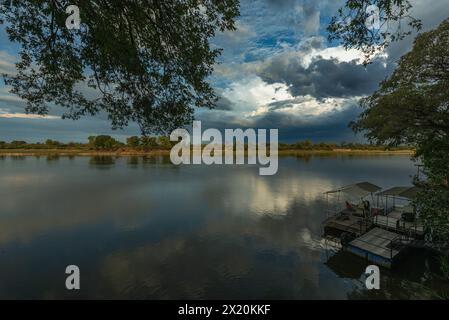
[323,182,381,239]
[373,186,424,237]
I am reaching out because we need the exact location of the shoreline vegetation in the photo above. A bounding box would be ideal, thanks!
[0,135,415,156]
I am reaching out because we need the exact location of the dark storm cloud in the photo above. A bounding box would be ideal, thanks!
[254,99,359,126]
[214,95,235,111]
[198,100,363,142]
[256,101,362,142]
[259,55,392,99]
[385,0,449,63]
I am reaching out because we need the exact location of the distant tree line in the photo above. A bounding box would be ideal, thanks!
[0,139,86,150]
[278,140,411,151]
[0,136,176,151]
[0,137,412,152]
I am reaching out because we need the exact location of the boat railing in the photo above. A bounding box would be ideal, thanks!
[348,219,366,236]
[386,220,449,255]
[325,209,338,219]
[372,212,425,238]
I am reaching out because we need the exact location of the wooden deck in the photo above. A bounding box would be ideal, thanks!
[323,212,370,237]
[347,228,409,268]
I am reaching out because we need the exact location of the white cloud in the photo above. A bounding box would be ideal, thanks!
[210,34,377,126]
[303,46,366,67]
[214,36,380,83]
[220,76,293,113]
[269,95,358,117]
[0,109,60,120]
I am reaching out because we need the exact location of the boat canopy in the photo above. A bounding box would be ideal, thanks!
[377,186,419,200]
[325,182,382,198]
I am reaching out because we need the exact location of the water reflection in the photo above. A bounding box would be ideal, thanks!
[343,250,449,299]
[0,155,447,299]
[89,156,116,167]
[46,154,60,162]
[127,156,140,167]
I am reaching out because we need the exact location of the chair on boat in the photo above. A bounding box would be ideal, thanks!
[345,201,356,212]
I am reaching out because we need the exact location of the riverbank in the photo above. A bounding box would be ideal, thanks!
[278,149,414,156]
[0,148,415,157]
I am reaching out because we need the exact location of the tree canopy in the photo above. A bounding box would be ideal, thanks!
[327,0,422,63]
[0,0,239,134]
[351,19,449,146]
[351,19,449,249]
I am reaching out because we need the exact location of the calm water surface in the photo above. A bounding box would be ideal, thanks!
[0,155,448,299]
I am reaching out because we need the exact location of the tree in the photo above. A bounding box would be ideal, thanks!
[327,0,422,63]
[295,140,313,150]
[45,139,61,147]
[415,139,449,242]
[88,135,122,150]
[157,136,172,149]
[351,20,449,259]
[0,1,239,134]
[88,136,96,146]
[139,136,158,150]
[126,136,140,148]
[10,140,27,148]
[351,19,449,145]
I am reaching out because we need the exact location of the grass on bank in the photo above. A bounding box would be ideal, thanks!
[0,135,415,155]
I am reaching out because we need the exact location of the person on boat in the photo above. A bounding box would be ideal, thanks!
[363,200,371,217]
[345,201,356,212]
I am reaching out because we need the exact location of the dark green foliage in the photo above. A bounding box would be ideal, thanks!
[126,136,140,148]
[88,135,122,150]
[10,140,27,147]
[351,20,449,254]
[352,19,449,144]
[0,0,239,134]
[414,137,449,242]
[277,141,408,151]
[157,136,172,149]
[140,136,159,149]
[45,139,61,147]
[327,0,422,63]
[295,140,313,150]
[0,137,409,151]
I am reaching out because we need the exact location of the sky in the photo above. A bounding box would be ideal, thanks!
[0,0,448,143]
